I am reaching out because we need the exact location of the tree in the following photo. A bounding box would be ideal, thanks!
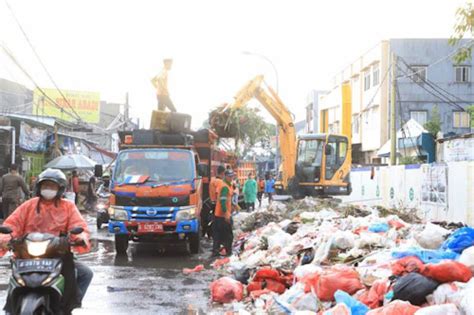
[467,104,474,128]
[424,106,442,137]
[450,2,474,63]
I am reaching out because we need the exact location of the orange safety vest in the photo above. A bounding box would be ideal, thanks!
[214,180,233,219]
[258,180,265,192]
[209,177,222,203]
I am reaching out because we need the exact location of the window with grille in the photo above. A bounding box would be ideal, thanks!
[372,64,380,86]
[455,66,470,83]
[352,115,360,135]
[410,66,427,82]
[364,70,371,91]
[410,111,428,126]
[453,111,470,128]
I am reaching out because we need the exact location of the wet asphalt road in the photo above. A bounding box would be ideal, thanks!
[0,213,224,315]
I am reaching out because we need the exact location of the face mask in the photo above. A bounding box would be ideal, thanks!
[41,189,58,200]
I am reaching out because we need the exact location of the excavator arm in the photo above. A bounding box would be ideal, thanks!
[221,75,296,188]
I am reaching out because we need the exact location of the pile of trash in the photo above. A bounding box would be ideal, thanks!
[208,198,474,314]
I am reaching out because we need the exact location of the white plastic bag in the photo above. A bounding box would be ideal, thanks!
[460,279,474,315]
[294,264,322,281]
[332,231,355,250]
[414,304,461,315]
[268,230,292,250]
[414,223,449,250]
[459,246,474,272]
[428,282,466,306]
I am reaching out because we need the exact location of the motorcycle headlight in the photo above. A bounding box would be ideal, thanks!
[109,207,128,221]
[26,240,50,257]
[176,207,196,221]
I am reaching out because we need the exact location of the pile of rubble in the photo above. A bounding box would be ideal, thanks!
[208,198,474,314]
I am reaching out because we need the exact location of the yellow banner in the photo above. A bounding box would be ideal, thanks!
[33,88,100,123]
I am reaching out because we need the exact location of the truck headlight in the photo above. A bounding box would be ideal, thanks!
[176,207,196,221]
[109,207,128,221]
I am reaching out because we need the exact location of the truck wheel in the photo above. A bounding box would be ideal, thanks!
[189,232,200,254]
[115,235,129,255]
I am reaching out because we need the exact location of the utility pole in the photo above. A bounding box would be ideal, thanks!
[124,92,129,131]
[390,53,397,166]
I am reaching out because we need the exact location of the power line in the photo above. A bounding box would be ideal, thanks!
[396,63,466,112]
[1,44,80,122]
[4,0,83,123]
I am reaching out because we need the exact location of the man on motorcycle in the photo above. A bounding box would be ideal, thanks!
[0,168,93,306]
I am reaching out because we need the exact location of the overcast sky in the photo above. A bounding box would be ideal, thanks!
[0,0,466,128]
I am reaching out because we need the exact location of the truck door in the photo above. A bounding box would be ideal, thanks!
[324,136,348,182]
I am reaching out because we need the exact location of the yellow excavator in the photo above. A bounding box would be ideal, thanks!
[213,75,352,198]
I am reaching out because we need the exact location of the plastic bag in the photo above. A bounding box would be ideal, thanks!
[183,264,204,274]
[428,282,464,306]
[314,266,364,301]
[294,264,322,281]
[414,304,461,315]
[392,272,440,306]
[460,279,474,315]
[367,300,420,315]
[391,256,425,276]
[333,231,356,250]
[441,227,474,253]
[368,223,390,233]
[322,303,351,315]
[392,248,458,264]
[268,230,292,250]
[422,260,472,283]
[273,283,319,313]
[459,246,474,272]
[414,223,449,250]
[358,279,390,309]
[334,290,369,315]
[210,276,244,304]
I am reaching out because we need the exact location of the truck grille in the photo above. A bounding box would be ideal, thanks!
[129,207,176,221]
[115,195,189,207]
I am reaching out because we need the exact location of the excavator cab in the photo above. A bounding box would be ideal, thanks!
[292,134,351,197]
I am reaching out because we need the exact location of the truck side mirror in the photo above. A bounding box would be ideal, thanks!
[197,164,209,177]
[95,164,103,178]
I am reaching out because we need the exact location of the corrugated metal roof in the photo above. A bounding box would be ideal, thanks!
[6,114,56,127]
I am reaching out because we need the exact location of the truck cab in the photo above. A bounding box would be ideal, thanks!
[107,143,203,255]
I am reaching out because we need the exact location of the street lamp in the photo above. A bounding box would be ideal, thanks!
[241,51,280,174]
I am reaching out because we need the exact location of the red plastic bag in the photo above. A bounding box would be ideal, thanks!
[367,300,420,315]
[210,277,244,304]
[388,219,405,230]
[422,260,473,283]
[247,281,263,292]
[254,268,281,282]
[314,266,364,301]
[183,264,204,274]
[211,257,230,268]
[265,279,286,294]
[301,272,321,293]
[391,256,425,276]
[358,279,390,309]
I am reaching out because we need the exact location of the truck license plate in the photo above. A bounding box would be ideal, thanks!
[138,222,163,233]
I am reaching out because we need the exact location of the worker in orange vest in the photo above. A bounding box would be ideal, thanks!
[203,165,225,238]
[211,169,235,257]
[257,175,265,208]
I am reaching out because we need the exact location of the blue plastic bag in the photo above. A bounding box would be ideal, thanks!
[392,248,458,264]
[368,223,390,233]
[441,227,474,253]
[334,290,369,315]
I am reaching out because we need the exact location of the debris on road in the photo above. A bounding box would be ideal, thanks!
[183,264,205,274]
[207,197,474,313]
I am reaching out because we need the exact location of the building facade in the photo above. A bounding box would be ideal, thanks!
[313,39,473,164]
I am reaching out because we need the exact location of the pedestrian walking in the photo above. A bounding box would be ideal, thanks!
[257,176,265,208]
[82,176,97,211]
[0,164,30,219]
[265,173,276,205]
[151,58,177,112]
[211,169,235,257]
[71,170,80,205]
[243,172,257,211]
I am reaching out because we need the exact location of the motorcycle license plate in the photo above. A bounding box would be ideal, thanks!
[16,259,57,273]
[138,222,163,233]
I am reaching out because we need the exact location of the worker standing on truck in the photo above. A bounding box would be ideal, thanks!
[204,165,225,238]
[151,58,177,112]
[211,169,235,257]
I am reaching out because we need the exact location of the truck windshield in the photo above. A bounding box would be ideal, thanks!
[297,139,324,167]
[114,150,194,184]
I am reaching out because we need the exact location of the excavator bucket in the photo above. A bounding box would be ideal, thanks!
[209,104,239,138]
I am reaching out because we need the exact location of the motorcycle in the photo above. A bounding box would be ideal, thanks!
[96,192,110,230]
[0,225,85,315]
